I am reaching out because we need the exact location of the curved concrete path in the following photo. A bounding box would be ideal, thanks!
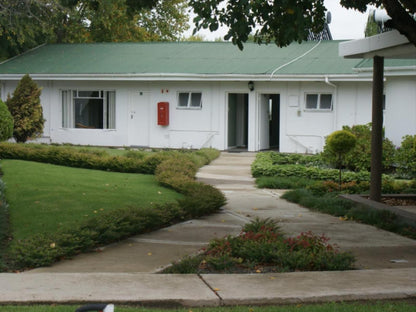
[1,152,416,306]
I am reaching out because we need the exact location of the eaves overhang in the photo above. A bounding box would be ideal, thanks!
[0,73,371,82]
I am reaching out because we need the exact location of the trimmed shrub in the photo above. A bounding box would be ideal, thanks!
[6,74,45,143]
[325,130,357,156]
[321,124,395,172]
[0,100,13,142]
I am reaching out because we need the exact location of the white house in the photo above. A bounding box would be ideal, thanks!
[0,41,414,153]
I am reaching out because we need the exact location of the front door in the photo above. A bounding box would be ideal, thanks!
[128,91,150,147]
[259,94,280,150]
[228,93,248,150]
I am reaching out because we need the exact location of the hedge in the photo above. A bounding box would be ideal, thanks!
[1,144,225,271]
[252,152,371,182]
[0,143,221,174]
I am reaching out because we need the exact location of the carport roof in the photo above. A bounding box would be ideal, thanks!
[0,41,362,77]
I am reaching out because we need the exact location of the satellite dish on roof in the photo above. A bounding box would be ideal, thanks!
[374,9,391,24]
[326,11,332,24]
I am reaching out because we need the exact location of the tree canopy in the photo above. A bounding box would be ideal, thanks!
[0,0,189,60]
[190,0,416,49]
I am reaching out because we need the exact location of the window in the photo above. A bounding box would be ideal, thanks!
[178,92,202,108]
[62,90,116,129]
[305,93,333,111]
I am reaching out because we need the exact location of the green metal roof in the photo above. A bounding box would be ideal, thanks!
[0,41,362,77]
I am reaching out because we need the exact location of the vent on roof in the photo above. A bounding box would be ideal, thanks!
[307,12,333,41]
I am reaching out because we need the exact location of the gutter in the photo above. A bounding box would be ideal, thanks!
[0,73,372,82]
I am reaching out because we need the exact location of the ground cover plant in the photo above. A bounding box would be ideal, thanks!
[1,302,415,312]
[0,144,225,271]
[163,218,355,274]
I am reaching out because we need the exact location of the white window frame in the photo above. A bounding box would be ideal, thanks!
[304,93,333,111]
[177,92,202,109]
[61,89,116,129]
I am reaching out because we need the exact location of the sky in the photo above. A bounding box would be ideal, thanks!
[186,1,375,41]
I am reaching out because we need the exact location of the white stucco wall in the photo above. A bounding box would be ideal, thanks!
[1,76,414,153]
[384,76,416,146]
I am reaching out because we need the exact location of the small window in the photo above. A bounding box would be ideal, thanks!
[306,94,318,109]
[178,92,202,108]
[305,93,333,111]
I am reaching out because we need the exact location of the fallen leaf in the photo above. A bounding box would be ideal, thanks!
[147,252,152,256]
[50,243,56,248]
[213,288,220,292]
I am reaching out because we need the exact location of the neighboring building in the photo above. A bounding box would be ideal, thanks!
[0,41,414,153]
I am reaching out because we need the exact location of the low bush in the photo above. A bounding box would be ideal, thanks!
[255,162,370,182]
[6,202,184,269]
[256,176,314,189]
[163,218,355,273]
[307,179,416,196]
[0,143,219,175]
[282,189,416,240]
[252,151,370,182]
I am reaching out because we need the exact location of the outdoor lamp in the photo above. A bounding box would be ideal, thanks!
[248,81,254,91]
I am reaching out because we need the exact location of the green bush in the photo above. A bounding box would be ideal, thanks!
[254,162,370,182]
[252,151,370,182]
[325,130,357,157]
[6,74,45,143]
[256,176,314,189]
[282,189,416,240]
[322,124,395,172]
[395,135,416,178]
[0,100,13,142]
[164,218,355,273]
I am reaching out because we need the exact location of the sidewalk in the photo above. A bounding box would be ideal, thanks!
[1,152,416,306]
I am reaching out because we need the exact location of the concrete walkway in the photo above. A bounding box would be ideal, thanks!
[1,152,416,306]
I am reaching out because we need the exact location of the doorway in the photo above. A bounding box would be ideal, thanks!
[259,94,280,150]
[228,93,248,150]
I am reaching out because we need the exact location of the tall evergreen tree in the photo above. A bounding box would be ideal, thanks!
[0,99,13,141]
[6,74,45,143]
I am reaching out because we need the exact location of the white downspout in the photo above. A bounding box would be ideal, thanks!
[325,76,338,131]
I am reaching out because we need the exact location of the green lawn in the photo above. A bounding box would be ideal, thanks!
[1,160,182,240]
[0,302,414,312]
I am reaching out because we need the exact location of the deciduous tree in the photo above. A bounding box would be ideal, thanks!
[0,0,190,60]
[190,0,416,49]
